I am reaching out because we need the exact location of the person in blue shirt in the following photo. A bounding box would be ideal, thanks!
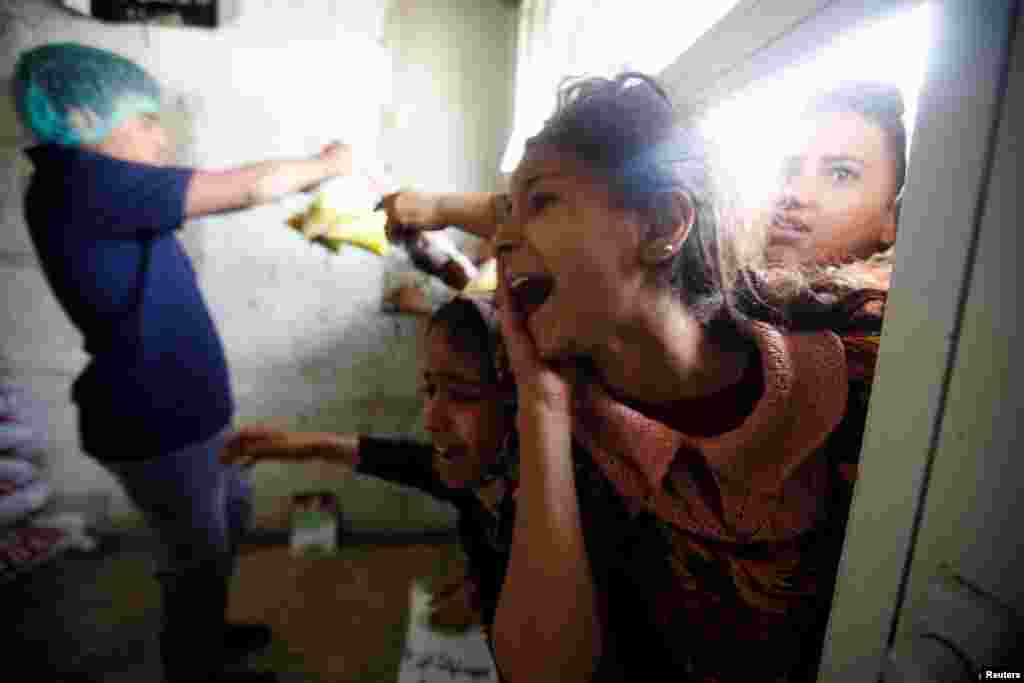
[13,42,354,683]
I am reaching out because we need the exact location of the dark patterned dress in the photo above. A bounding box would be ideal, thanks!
[562,323,880,682]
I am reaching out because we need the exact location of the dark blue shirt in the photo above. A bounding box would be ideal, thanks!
[23,145,233,460]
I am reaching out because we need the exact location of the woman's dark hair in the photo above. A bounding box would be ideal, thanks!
[527,72,887,337]
[805,81,908,200]
[426,295,502,386]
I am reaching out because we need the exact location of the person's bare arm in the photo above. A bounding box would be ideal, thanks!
[433,192,503,239]
[222,425,360,467]
[494,405,601,683]
[378,191,503,240]
[185,142,352,218]
[491,274,601,683]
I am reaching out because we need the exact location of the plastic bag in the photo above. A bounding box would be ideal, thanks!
[287,192,390,256]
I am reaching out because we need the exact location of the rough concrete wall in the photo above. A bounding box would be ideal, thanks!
[0,0,516,533]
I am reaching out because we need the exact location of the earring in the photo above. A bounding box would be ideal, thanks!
[640,235,681,265]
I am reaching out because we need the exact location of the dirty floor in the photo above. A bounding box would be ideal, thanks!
[6,533,462,682]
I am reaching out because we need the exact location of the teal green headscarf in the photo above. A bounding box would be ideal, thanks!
[12,42,161,146]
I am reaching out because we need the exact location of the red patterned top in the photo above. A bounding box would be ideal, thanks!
[570,322,879,681]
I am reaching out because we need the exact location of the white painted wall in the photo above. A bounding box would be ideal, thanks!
[0,0,516,532]
[887,3,1024,672]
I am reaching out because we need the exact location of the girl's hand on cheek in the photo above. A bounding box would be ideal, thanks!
[497,263,573,420]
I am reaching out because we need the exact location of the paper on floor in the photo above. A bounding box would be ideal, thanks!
[398,581,497,683]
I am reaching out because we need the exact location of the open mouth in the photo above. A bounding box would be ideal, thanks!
[507,274,554,318]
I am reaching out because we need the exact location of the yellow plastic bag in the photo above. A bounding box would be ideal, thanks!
[287,193,389,256]
[322,210,389,256]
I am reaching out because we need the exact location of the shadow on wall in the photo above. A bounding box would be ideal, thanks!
[302,304,427,430]
[0,79,29,148]
[234,310,426,433]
